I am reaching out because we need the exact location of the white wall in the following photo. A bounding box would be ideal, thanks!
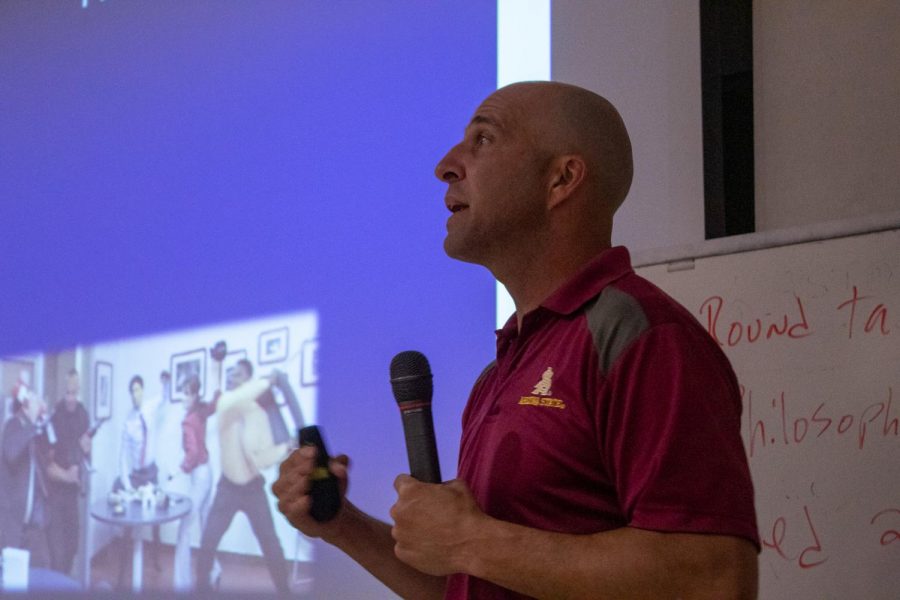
[552,0,900,249]
[552,0,705,253]
[753,1,900,230]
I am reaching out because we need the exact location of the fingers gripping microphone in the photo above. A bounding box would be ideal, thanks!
[390,351,442,483]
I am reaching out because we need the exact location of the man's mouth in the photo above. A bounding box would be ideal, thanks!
[447,199,469,213]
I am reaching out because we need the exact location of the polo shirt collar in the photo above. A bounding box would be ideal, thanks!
[496,246,635,338]
[541,246,634,315]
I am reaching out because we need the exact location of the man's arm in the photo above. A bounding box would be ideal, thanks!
[273,371,304,429]
[216,379,271,425]
[273,446,446,600]
[478,525,757,600]
[327,500,447,599]
[391,476,758,600]
[47,460,79,484]
[249,440,289,471]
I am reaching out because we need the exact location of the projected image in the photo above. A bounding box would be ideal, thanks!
[1,0,499,595]
[0,311,317,595]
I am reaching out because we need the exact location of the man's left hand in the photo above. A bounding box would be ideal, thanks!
[390,474,486,576]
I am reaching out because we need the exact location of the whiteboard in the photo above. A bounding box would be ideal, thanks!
[636,227,900,600]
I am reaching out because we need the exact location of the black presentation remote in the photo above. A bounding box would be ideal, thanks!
[298,425,341,522]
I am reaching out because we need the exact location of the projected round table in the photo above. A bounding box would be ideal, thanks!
[91,493,191,592]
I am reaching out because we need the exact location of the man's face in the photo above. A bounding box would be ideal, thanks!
[130,381,144,409]
[434,86,549,268]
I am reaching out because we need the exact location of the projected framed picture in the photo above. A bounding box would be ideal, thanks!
[222,350,247,391]
[171,349,206,403]
[93,361,113,420]
[301,338,318,387]
[259,327,289,365]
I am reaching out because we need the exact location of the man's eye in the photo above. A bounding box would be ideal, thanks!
[475,133,490,145]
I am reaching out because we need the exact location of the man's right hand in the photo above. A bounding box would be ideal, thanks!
[272,445,350,540]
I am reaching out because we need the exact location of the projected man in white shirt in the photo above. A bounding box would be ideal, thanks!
[196,359,291,594]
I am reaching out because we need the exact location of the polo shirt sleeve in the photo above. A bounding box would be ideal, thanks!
[598,323,760,548]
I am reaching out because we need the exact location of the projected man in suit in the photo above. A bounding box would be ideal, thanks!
[115,374,164,581]
[196,359,293,594]
[118,375,160,491]
[273,81,759,600]
[0,389,52,567]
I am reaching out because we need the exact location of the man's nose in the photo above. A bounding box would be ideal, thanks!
[434,145,463,183]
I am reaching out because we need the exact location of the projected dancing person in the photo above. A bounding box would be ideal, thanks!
[196,360,295,594]
[172,373,219,591]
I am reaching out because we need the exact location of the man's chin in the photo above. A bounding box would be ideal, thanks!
[443,237,479,265]
[445,236,500,275]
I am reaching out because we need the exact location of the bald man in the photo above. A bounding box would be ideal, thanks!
[273,82,759,599]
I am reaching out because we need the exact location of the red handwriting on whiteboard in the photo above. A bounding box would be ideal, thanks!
[836,285,891,338]
[743,386,898,457]
[699,295,812,348]
[870,509,900,547]
[761,505,828,569]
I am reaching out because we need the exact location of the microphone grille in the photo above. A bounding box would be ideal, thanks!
[389,350,433,403]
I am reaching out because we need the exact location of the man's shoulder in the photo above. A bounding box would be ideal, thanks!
[580,272,710,374]
[584,270,701,328]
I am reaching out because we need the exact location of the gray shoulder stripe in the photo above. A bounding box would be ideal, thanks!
[585,286,650,374]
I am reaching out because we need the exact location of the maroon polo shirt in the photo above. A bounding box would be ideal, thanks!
[445,247,759,600]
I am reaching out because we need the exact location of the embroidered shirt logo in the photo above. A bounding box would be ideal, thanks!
[531,367,554,396]
[519,367,566,410]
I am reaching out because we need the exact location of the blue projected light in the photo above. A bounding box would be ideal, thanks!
[0,1,498,597]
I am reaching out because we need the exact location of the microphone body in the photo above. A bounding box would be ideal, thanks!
[390,351,441,484]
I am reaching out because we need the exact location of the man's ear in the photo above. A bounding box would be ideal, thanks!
[547,154,587,209]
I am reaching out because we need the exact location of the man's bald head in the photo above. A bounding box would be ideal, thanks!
[500,81,633,215]
[435,81,633,281]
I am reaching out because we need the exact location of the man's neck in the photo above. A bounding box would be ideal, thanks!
[499,243,612,331]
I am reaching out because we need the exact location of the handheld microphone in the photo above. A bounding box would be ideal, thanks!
[390,351,441,484]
